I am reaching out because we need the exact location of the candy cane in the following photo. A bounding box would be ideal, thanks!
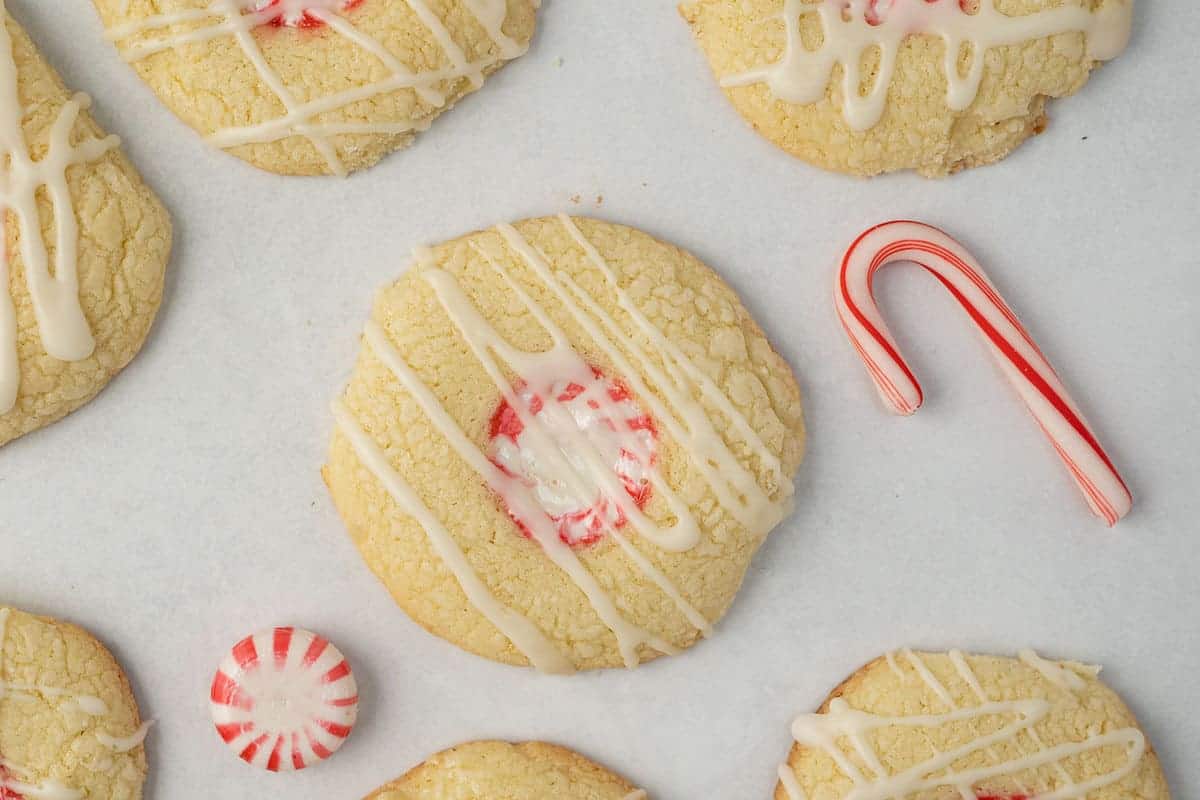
[834,220,1132,526]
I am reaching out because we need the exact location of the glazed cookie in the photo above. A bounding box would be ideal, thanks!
[326,215,805,672]
[775,648,1170,799]
[0,5,171,448]
[0,607,151,800]
[365,740,647,800]
[680,0,1133,177]
[93,0,540,176]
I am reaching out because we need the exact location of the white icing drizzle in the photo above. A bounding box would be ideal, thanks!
[332,398,576,674]
[721,0,1133,131]
[95,720,154,754]
[104,0,533,176]
[1019,648,1091,692]
[781,649,1147,799]
[778,761,807,799]
[0,609,148,799]
[0,4,121,414]
[336,218,790,668]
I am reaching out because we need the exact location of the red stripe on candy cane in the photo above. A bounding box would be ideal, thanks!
[834,220,1132,526]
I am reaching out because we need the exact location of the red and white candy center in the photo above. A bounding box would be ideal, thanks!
[210,627,358,772]
[488,369,657,547]
[249,0,364,29]
[0,766,24,800]
[853,0,976,26]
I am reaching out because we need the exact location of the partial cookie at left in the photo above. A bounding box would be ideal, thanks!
[0,6,171,447]
[0,607,151,800]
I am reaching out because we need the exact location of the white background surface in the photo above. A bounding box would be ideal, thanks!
[2,1,1198,797]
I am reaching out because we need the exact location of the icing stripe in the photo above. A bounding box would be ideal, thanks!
[104,0,531,176]
[332,400,575,674]
[721,0,1132,131]
[0,5,120,414]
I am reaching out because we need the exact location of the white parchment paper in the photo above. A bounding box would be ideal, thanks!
[2,1,1197,797]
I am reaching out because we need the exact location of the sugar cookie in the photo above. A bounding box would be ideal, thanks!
[365,740,646,800]
[0,606,150,800]
[680,0,1132,177]
[775,648,1170,799]
[325,215,805,671]
[0,5,172,447]
[94,0,540,176]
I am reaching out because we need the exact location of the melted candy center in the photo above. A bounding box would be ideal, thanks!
[488,369,658,547]
[251,0,365,29]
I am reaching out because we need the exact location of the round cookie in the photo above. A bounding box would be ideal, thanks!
[365,740,646,800]
[0,606,150,800]
[325,214,805,672]
[775,648,1170,799]
[92,0,540,176]
[679,0,1133,177]
[0,5,172,448]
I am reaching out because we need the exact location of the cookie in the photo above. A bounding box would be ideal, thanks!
[775,648,1170,799]
[0,5,172,448]
[680,0,1133,177]
[325,214,805,672]
[364,740,646,800]
[0,606,151,800]
[93,0,540,176]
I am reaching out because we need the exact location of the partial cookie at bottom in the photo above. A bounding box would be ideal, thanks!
[365,740,646,800]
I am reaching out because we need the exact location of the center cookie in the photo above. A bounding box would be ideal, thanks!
[325,215,805,672]
[92,0,540,176]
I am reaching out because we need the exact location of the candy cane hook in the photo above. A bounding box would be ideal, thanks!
[834,220,1132,526]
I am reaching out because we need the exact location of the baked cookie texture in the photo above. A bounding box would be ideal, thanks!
[777,649,1171,800]
[326,215,805,671]
[92,0,540,176]
[365,740,643,800]
[680,0,1132,177]
[0,607,149,800]
[0,10,171,448]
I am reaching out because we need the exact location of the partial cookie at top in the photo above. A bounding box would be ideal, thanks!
[0,6,172,448]
[775,649,1170,800]
[365,740,645,800]
[92,0,540,176]
[325,215,805,671]
[0,606,150,800]
[680,0,1132,177]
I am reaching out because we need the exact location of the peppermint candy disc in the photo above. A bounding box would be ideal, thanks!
[210,627,358,771]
